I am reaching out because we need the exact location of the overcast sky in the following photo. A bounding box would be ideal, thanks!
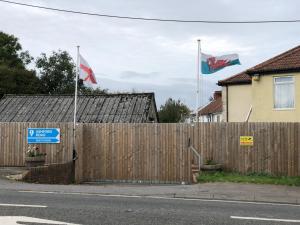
[1,0,300,110]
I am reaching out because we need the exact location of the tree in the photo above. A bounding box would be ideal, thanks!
[0,65,41,97]
[36,50,76,94]
[36,50,107,95]
[158,98,191,123]
[80,86,108,95]
[0,31,39,97]
[0,31,33,69]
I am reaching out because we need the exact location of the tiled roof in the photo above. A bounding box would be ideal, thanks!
[247,45,300,74]
[218,45,300,86]
[0,93,158,123]
[217,71,251,86]
[199,92,222,115]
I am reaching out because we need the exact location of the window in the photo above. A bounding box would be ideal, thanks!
[274,76,295,109]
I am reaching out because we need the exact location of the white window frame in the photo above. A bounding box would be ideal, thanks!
[273,76,295,110]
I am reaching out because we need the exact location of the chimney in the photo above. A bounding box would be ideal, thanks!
[213,91,222,100]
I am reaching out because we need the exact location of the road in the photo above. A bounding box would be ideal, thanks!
[0,189,300,225]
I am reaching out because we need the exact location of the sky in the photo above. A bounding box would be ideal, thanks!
[1,0,300,110]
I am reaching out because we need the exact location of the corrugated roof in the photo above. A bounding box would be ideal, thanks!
[0,93,157,123]
[218,71,251,86]
[247,45,300,74]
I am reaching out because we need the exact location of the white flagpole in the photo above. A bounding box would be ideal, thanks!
[196,39,201,123]
[73,45,80,160]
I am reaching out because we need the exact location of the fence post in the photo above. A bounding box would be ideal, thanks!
[74,123,84,183]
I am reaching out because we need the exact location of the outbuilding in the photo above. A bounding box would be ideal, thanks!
[0,93,159,123]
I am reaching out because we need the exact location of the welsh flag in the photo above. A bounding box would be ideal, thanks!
[201,53,240,74]
[79,54,97,85]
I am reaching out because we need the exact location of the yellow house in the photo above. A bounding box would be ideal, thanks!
[218,45,300,122]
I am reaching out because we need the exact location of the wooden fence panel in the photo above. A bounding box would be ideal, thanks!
[76,122,300,184]
[78,123,192,183]
[182,122,298,177]
[1,122,299,183]
[0,122,73,166]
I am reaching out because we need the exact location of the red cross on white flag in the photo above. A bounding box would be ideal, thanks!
[79,54,97,85]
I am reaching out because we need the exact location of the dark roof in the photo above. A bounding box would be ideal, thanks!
[247,45,300,74]
[218,45,300,86]
[0,93,158,123]
[218,71,251,86]
[198,91,222,115]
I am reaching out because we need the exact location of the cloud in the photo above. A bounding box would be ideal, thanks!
[120,71,159,79]
[1,0,300,110]
[98,75,218,108]
[153,35,255,56]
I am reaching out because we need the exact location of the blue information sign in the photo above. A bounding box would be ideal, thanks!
[27,128,60,144]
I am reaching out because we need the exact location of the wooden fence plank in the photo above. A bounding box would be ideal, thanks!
[1,122,300,184]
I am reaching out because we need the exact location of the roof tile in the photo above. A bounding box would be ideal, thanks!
[247,45,300,74]
[218,71,251,86]
[218,45,300,86]
[198,92,222,115]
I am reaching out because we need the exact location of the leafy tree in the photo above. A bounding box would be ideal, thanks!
[158,98,191,123]
[0,31,39,97]
[80,86,108,95]
[36,50,108,95]
[0,31,107,96]
[0,31,33,69]
[36,50,76,94]
[0,65,40,97]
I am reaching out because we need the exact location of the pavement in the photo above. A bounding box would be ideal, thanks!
[0,167,300,224]
[1,188,300,225]
[0,167,299,205]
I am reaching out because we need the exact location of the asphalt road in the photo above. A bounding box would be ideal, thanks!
[0,189,299,225]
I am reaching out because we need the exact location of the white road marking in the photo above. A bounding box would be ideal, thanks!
[0,216,79,225]
[231,216,300,223]
[0,203,47,208]
[17,190,300,207]
[18,190,56,194]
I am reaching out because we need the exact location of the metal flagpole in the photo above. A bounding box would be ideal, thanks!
[196,39,201,123]
[73,46,80,160]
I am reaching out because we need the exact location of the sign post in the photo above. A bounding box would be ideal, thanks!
[27,128,60,144]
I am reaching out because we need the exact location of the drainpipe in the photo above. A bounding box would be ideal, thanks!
[226,85,229,122]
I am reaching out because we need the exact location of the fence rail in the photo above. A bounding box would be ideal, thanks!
[0,122,299,183]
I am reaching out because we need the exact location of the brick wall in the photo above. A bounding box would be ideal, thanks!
[23,161,74,184]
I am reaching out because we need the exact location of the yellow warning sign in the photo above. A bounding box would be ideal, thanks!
[240,136,253,146]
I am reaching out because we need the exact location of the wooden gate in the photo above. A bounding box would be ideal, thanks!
[75,123,193,184]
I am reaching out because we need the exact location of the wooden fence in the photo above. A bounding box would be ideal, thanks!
[1,122,300,183]
[75,123,192,183]
[191,122,300,177]
[0,123,73,166]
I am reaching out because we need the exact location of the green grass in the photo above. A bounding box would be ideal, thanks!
[197,171,300,186]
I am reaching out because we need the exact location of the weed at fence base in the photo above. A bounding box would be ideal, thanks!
[197,171,300,186]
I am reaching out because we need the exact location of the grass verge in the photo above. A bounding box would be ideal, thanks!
[197,171,300,186]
